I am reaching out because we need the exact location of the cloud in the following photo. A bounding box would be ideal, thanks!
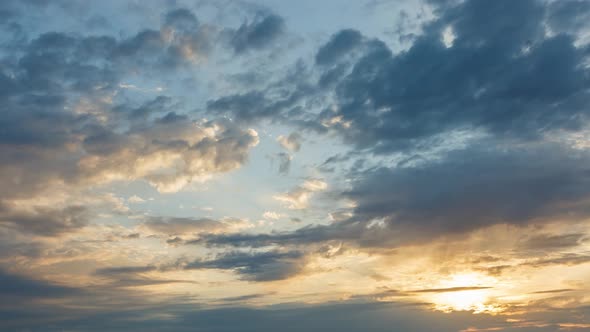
[315,29,363,66]
[199,141,590,249]
[262,211,283,220]
[0,202,89,236]
[207,0,590,154]
[274,179,327,209]
[108,7,220,68]
[523,254,590,268]
[275,152,292,174]
[520,233,587,250]
[230,14,285,54]
[128,195,145,204]
[159,8,215,66]
[547,0,590,35]
[207,91,273,122]
[1,296,585,332]
[193,222,357,249]
[313,0,590,152]
[218,293,271,303]
[79,118,260,193]
[408,286,493,294]
[206,62,320,125]
[530,289,576,295]
[0,268,79,304]
[95,265,158,276]
[277,132,302,152]
[93,265,198,287]
[140,216,250,236]
[0,9,261,202]
[340,142,590,245]
[481,253,590,276]
[185,250,305,281]
[274,132,301,174]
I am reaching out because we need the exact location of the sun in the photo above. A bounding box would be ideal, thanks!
[432,288,491,313]
[423,273,502,314]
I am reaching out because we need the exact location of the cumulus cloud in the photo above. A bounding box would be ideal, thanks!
[0,8,263,202]
[79,118,260,193]
[312,0,590,152]
[208,0,590,154]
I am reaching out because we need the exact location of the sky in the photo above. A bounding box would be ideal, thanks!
[1,0,590,331]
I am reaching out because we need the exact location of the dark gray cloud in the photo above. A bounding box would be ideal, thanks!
[520,233,587,250]
[207,91,270,121]
[341,142,590,244]
[95,265,158,276]
[206,61,322,125]
[206,88,317,125]
[321,0,589,152]
[315,29,363,66]
[185,250,305,281]
[93,250,306,284]
[0,268,79,304]
[0,297,584,332]
[218,293,271,303]
[194,221,360,248]
[209,0,590,153]
[230,14,285,54]
[198,141,590,249]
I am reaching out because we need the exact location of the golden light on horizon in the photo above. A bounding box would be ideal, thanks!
[422,273,504,314]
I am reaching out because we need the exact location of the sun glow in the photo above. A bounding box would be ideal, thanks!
[432,289,493,313]
[425,273,503,314]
